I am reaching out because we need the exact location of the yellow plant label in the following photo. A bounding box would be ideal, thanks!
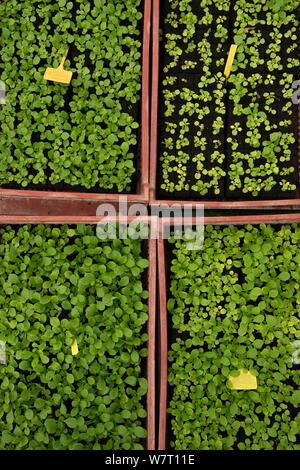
[44,46,73,84]
[224,45,237,80]
[71,338,78,356]
[229,369,257,390]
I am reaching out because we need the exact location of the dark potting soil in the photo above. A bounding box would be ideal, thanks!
[162,0,231,15]
[159,0,230,76]
[156,0,229,199]
[156,72,227,200]
[231,24,300,76]
[0,1,143,194]
[156,0,300,202]
[163,227,299,450]
[160,29,229,76]
[231,2,300,31]
[226,78,298,200]
[162,0,231,33]
[231,1,300,68]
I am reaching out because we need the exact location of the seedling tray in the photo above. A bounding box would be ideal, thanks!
[150,0,300,209]
[0,215,156,450]
[0,0,151,216]
[157,213,300,450]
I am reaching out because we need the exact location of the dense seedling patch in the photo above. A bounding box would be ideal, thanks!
[0,224,149,450]
[167,223,300,450]
[0,0,143,192]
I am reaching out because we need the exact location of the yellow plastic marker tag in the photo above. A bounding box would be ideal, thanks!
[44,46,73,84]
[229,369,257,390]
[71,338,78,356]
[224,45,237,81]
